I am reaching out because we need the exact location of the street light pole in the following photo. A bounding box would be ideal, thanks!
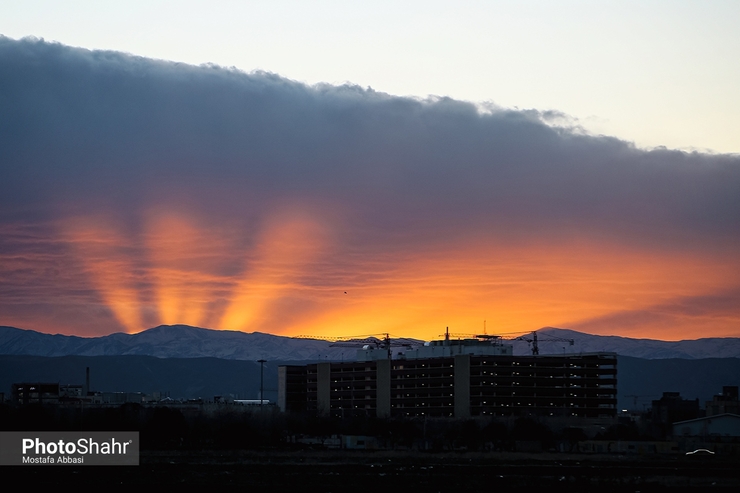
[258,359,266,406]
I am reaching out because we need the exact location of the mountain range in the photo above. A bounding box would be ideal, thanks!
[2,325,739,409]
[1,324,738,360]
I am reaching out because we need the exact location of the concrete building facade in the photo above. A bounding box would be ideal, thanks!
[279,351,617,419]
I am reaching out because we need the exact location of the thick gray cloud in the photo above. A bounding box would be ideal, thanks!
[2,35,738,254]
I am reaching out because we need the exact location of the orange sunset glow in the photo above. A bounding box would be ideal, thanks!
[62,216,153,333]
[23,209,733,342]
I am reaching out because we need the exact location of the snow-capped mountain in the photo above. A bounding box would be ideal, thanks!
[1,324,738,360]
[533,327,740,359]
[0,325,350,361]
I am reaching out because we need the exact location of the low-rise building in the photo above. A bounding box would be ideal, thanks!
[11,383,60,405]
[651,392,701,424]
[705,386,740,416]
[673,413,740,438]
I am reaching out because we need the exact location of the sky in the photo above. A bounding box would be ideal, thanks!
[1,2,739,341]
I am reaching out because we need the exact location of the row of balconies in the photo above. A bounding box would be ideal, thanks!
[470,367,618,372]
[471,369,616,375]
[392,402,453,409]
[394,392,453,398]
[392,382,454,389]
[469,408,617,416]
[470,369,616,377]
[393,372,454,379]
[395,361,452,368]
[470,397,616,405]
[471,389,617,398]
[470,379,617,386]
[472,359,615,367]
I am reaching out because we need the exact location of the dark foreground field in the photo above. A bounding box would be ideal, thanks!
[6,450,739,491]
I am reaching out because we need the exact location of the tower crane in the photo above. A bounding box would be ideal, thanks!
[292,333,423,359]
[512,330,575,355]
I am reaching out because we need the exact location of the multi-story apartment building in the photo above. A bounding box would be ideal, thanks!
[278,338,617,419]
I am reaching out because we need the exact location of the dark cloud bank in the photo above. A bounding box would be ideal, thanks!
[1,35,739,255]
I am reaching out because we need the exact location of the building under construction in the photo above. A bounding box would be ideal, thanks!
[278,334,618,419]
